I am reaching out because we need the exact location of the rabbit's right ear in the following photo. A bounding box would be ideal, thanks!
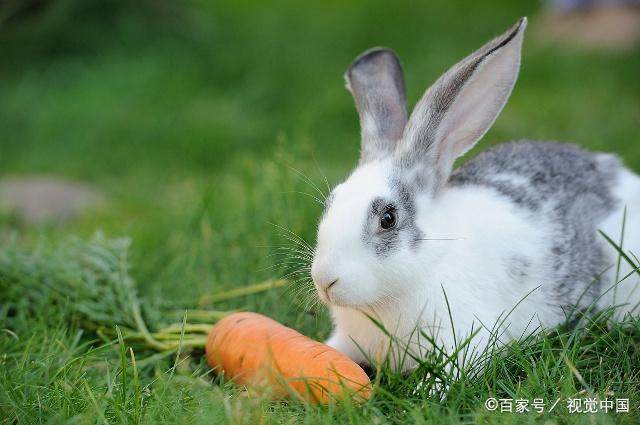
[396,18,527,192]
[345,48,408,164]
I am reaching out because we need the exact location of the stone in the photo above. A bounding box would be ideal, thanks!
[0,175,105,225]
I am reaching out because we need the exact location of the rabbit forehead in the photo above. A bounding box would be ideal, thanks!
[328,160,394,220]
[318,161,393,245]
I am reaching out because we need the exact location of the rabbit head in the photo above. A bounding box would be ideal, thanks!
[311,18,527,308]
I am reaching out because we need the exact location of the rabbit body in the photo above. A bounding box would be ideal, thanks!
[310,18,640,370]
[322,143,640,370]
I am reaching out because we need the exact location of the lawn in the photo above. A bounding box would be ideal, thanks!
[1,0,640,423]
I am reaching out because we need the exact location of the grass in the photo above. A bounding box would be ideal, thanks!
[1,0,640,423]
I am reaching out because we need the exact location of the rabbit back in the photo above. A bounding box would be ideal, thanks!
[449,140,624,309]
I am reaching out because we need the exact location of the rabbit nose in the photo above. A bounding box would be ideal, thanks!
[318,278,339,291]
[311,261,339,299]
[315,278,339,302]
[312,270,339,291]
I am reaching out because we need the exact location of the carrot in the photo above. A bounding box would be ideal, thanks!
[205,312,372,404]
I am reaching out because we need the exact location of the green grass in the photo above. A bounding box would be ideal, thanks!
[1,0,640,423]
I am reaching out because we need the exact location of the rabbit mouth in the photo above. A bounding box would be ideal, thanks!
[322,287,395,310]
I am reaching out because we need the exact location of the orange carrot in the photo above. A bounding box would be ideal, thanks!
[205,312,371,404]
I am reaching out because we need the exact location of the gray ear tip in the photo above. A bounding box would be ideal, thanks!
[517,16,528,30]
[513,16,528,36]
[345,47,402,79]
[353,47,399,63]
[486,16,528,55]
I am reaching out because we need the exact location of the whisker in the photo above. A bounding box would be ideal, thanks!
[285,275,323,312]
[261,246,314,260]
[263,252,312,263]
[267,251,313,262]
[310,151,333,195]
[287,165,327,201]
[276,236,314,258]
[257,262,310,274]
[268,221,312,245]
[268,222,315,254]
[283,270,312,281]
[281,190,324,206]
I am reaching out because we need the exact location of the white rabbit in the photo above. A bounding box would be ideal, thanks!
[310,17,640,372]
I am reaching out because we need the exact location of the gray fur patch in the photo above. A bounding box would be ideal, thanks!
[506,255,531,281]
[393,178,425,250]
[362,178,424,257]
[449,140,620,308]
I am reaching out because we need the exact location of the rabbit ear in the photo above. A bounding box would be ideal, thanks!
[397,18,527,191]
[345,48,408,164]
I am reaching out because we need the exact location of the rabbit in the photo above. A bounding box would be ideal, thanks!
[310,17,640,372]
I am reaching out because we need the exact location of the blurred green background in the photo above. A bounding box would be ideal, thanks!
[1,0,639,322]
[1,0,639,422]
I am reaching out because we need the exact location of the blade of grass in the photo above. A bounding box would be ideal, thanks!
[115,326,128,413]
[198,279,287,306]
[83,381,108,424]
[129,347,142,424]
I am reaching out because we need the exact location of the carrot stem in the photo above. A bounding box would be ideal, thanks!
[151,334,202,341]
[119,332,191,341]
[129,299,170,351]
[198,279,287,306]
[167,309,235,322]
[165,337,208,349]
[157,323,213,334]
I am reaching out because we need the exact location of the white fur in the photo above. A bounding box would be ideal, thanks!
[598,167,640,318]
[311,18,640,372]
[317,164,640,371]
[319,174,555,370]
[312,160,396,308]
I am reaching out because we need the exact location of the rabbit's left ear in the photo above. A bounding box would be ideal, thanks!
[397,18,527,191]
[345,48,408,164]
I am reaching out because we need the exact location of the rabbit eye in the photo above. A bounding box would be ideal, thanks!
[380,208,397,230]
